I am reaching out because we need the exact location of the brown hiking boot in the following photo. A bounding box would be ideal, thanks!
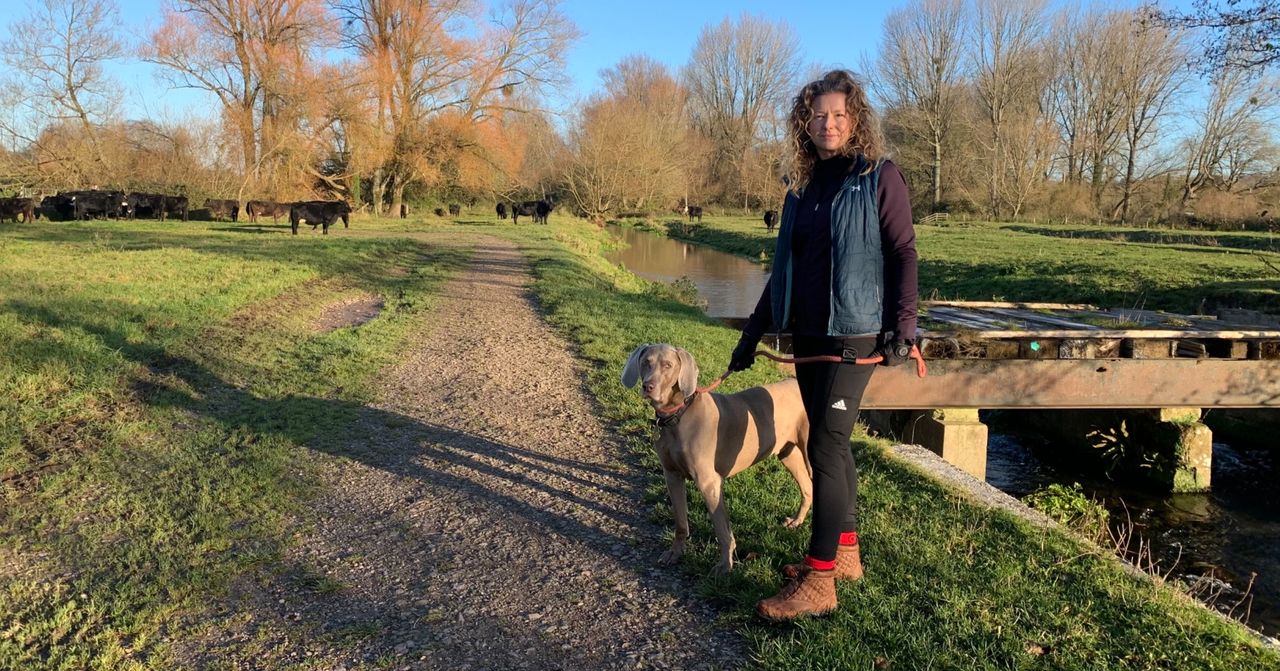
[756,566,837,621]
[781,544,863,581]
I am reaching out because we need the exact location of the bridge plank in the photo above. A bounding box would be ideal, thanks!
[861,359,1280,409]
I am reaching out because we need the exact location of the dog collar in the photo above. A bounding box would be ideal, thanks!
[654,392,697,428]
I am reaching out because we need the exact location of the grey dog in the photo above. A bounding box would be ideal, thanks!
[622,343,812,574]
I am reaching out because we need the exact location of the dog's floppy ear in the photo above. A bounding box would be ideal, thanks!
[621,344,650,388]
[676,347,699,395]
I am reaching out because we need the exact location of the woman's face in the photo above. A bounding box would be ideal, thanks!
[807,92,852,160]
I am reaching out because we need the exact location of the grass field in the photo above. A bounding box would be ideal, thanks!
[0,218,469,668]
[632,214,1280,316]
[1,214,1277,669]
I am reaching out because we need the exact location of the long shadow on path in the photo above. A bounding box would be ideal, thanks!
[4,287,745,668]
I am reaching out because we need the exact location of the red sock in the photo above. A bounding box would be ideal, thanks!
[839,531,858,547]
[804,555,836,570]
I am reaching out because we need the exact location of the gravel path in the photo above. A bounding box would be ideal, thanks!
[189,237,750,670]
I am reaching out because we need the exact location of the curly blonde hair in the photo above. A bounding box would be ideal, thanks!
[785,69,886,193]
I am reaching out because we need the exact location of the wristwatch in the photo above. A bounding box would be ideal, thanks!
[893,340,914,359]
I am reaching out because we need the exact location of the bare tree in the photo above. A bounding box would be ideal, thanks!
[1048,6,1125,192]
[463,0,578,120]
[1112,11,1191,221]
[871,0,966,211]
[2,0,124,183]
[564,55,691,219]
[969,0,1050,218]
[1180,68,1280,205]
[145,0,331,186]
[683,13,800,208]
[1144,0,1280,73]
[599,55,690,210]
[335,0,576,214]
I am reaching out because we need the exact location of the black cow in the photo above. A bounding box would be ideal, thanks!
[400,203,408,219]
[764,209,778,233]
[433,207,446,217]
[66,190,128,220]
[290,200,351,235]
[535,199,554,225]
[0,197,36,222]
[686,205,703,223]
[126,192,166,219]
[161,195,189,221]
[448,203,461,216]
[40,195,73,221]
[495,202,507,220]
[246,200,290,224]
[510,201,538,225]
[205,199,239,222]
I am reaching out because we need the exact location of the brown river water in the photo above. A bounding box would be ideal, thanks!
[606,224,1280,637]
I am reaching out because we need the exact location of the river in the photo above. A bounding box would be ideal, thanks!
[605,223,1280,636]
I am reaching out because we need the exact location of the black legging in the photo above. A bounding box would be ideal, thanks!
[792,335,877,562]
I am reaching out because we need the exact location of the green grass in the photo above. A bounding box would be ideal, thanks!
[624,214,1280,316]
[0,218,469,669]
[2,213,1277,669]
[516,218,1280,670]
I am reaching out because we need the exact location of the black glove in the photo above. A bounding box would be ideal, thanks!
[877,338,914,366]
[729,334,760,372]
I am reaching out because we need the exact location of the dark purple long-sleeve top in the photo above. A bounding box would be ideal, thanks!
[743,157,918,341]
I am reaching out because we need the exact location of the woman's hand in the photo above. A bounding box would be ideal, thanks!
[876,338,914,366]
[729,335,760,372]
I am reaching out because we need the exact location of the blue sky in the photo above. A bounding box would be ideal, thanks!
[0,0,1195,122]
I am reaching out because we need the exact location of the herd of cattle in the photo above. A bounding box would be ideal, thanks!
[493,199,555,225]
[0,190,351,234]
[1,190,782,233]
[0,191,189,223]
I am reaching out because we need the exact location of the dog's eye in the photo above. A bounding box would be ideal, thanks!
[662,362,671,369]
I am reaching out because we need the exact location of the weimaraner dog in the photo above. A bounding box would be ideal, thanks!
[621,343,811,574]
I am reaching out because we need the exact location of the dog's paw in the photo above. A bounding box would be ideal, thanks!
[658,546,685,565]
[782,516,804,528]
[710,559,733,576]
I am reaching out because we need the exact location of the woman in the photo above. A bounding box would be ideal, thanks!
[729,69,918,621]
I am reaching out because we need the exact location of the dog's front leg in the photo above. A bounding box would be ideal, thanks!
[696,477,736,575]
[658,469,689,565]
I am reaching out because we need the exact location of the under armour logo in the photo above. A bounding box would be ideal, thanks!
[831,399,847,410]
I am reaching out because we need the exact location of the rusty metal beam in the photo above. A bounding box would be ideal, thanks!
[861,359,1280,409]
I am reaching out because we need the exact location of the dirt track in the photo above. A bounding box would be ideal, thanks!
[182,237,749,670]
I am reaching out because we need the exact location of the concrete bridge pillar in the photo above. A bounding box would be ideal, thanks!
[900,408,989,480]
[1139,407,1213,493]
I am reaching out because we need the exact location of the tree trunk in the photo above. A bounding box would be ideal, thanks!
[390,180,406,219]
[371,167,386,216]
[240,105,258,181]
[1114,143,1137,222]
[932,133,942,209]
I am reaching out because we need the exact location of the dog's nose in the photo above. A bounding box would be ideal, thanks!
[642,380,655,394]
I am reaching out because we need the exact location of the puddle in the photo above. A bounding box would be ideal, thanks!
[314,295,384,332]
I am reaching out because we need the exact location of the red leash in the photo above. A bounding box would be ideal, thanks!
[697,344,927,395]
[755,344,928,379]
[657,345,928,424]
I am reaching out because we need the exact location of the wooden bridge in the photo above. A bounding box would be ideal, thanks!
[857,301,1280,491]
